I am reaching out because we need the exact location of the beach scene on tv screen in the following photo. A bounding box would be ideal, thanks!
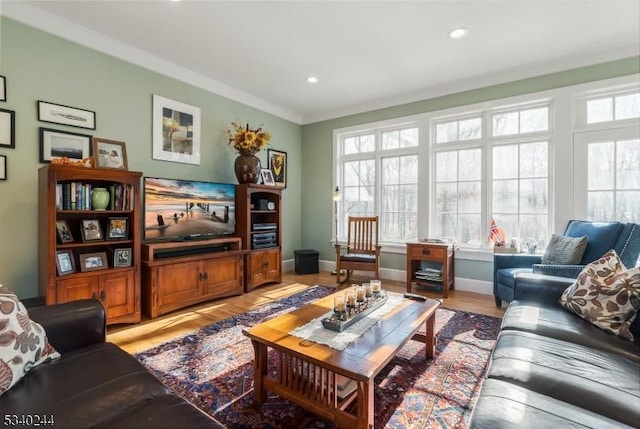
[144,178,235,240]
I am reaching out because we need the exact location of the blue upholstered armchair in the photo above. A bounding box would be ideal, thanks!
[493,220,640,307]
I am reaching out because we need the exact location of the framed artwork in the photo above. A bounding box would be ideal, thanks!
[0,155,5,181]
[0,75,5,102]
[79,252,108,272]
[81,219,103,242]
[0,108,15,148]
[152,94,201,165]
[106,217,128,240]
[114,248,132,267]
[93,137,128,169]
[39,128,92,163]
[55,220,74,243]
[37,100,96,129]
[267,149,287,189]
[55,250,75,276]
[261,169,275,186]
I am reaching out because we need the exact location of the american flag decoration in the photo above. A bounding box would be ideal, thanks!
[489,218,506,246]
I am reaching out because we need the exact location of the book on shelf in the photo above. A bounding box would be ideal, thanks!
[56,181,134,211]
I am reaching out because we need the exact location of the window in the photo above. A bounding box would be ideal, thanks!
[587,93,640,123]
[337,126,418,243]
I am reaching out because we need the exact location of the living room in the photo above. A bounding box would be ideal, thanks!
[0,1,639,428]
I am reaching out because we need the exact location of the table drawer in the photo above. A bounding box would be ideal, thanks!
[407,245,446,261]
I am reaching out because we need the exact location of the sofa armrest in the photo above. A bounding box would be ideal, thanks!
[513,273,575,306]
[28,299,106,354]
[531,264,585,278]
[494,253,542,270]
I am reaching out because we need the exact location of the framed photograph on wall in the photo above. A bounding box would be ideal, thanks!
[55,250,75,276]
[0,155,5,181]
[0,108,15,148]
[114,248,132,268]
[79,252,108,272]
[106,217,128,240]
[261,169,275,186]
[152,94,201,165]
[81,219,103,242]
[0,76,6,102]
[55,220,74,243]
[39,128,92,163]
[93,137,128,169]
[267,149,287,189]
[37,100,96,130]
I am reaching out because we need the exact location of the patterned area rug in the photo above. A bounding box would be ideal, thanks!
[136,285,501,429]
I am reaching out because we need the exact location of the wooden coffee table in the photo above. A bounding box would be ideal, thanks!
[243,290,440,429]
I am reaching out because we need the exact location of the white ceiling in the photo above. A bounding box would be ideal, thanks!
[4,1,640,124]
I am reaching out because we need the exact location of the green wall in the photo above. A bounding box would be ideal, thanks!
[0,18,302,298]
[301,56,640,283]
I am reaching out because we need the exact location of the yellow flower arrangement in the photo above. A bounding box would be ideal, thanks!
[226,122,271,155]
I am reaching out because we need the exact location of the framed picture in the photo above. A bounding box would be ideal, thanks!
[106,217,128,240]
[0,155,5,181]
[93,137,128,169]
[0,109,15,148]
[261,169,275,186]
[0,76,5,102]
[39,128,92,163]
[152,94,201,165]
[37,100,96,130]
[114,248,132,267]
[55,220,74,243]
[81,219,103,242]
[79,252,108,272]
[267,149,287,189]
[55,250,75,276]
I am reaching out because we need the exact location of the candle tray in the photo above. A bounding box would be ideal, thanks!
[321,293,388,332]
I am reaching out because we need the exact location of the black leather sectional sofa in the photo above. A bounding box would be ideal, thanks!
[0,300,224,429]
[469,273,640,428]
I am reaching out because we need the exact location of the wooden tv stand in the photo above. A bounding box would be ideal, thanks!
[141,237,246,319]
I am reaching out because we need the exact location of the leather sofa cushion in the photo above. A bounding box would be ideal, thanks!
[469,379,635,429]
[0,343,171,427]
[487,330,640,427]
[502,301,640,363]
[93,394,224,429]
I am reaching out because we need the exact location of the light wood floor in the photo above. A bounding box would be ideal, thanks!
[108,271,505,355]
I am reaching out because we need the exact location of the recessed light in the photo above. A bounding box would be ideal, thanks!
[306,76,319,84]
[449,27,469,39]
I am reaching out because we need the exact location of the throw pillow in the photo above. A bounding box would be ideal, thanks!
[559,250,640,340]
[541,234,588,264]
[0,286,60,394]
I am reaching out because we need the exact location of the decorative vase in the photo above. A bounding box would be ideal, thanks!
[234,153,261,184]
[91,187,110,211]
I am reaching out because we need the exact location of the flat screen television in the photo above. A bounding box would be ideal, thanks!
[143,177,236,242]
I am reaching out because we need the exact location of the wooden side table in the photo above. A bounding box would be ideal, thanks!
[406,242,455,298]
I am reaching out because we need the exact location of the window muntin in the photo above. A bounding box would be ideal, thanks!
[382,128,418,149]
[435,117,481,143]
[586,92,640,123]
[492,106,549,136]
[343,159,375,217]
[344,134,375,154]
[381,155,418,242]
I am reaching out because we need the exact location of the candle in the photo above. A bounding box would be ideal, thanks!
[364,283,372,297]
[334,296,346,312]
[346,292,356,306]
[356,286,366,302]
[371,280,381,293]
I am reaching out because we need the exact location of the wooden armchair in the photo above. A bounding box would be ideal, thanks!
[335,216,381,284]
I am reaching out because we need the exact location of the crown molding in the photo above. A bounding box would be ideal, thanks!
[1,1,303,124]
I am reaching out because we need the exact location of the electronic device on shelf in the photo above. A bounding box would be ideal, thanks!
[143,177,236,243]
[252,222,277,231]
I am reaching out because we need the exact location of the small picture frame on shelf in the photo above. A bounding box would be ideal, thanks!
[55,220,74,243]
[79,252,108,272]
[55,250,75,276]
[267,148,287,189]
[260,169,275,186]
[114,248,132,267]
[92,137,128,169]
[106,217,128,240]
[81,219,103,242]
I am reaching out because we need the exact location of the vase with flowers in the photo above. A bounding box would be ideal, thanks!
[227,122,271,184]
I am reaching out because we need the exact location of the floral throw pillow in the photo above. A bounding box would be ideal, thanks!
[0,286,60,394]
[559,250,640,341]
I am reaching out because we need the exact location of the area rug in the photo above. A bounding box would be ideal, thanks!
[136,285,501,429]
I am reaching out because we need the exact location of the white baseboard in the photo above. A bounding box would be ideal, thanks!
[304,259,493,295]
